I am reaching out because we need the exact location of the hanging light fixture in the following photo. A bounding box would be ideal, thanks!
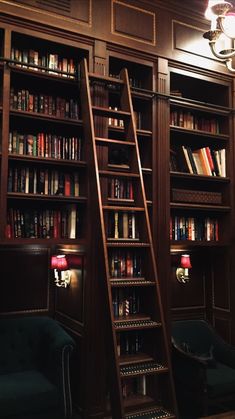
[203,1,235,72]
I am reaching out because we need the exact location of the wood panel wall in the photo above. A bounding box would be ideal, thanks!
[0,0,234,417]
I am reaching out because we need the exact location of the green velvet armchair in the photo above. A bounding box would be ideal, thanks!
[172,319,235,417]
[0,316,75,419]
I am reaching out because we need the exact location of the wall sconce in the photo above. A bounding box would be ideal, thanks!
[51,254,82,288]
[203,1,235,72]
[176,254,192,284]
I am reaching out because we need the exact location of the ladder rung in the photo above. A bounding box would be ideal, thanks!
[107,198,135,204]
[99,170,139,178]
[136,128,153,137]
[107,242,150,248]
[95,137,135,146]
[103,205,144,211]
[110,279,155,287]
[120,361,167,377]
[88,72,124,85]
[92,105,131,119]
[114,319,161,330]
[125,407,175,419]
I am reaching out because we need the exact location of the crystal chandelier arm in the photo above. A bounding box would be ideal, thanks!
[209,41,235,59]
[226,58,235,72]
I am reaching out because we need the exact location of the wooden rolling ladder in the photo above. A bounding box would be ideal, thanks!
[80,58,178,419]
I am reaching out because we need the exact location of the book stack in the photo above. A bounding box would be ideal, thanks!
[6,204,80,239]
[10,87,79,119]
[170,109,220,133]
[8,167,80,197]
[172,145,226,177]
[117,332,142,356]
[122,376,146,398]
[9,131,82,161]
[108,211,139,240]
[108,178,134,200]
[109,250,142,278]
[112,289,140,317]
[170,215,219,241]
[11,47,77,78]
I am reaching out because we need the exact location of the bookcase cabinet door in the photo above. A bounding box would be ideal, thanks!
[169,65,234,328]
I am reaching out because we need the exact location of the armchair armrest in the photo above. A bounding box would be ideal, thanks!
[205,322,235,368]
[172,340,207,391]
[39,318,75,418]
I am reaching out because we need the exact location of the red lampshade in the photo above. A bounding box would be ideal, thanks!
[51,255,68,270]
[51,255,59,269]
[180,254,192,269]
[51,254,82,270]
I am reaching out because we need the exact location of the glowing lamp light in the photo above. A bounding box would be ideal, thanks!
[176,254,192,284]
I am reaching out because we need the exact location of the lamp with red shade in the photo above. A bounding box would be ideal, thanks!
[176,254,192,284]
[51,254,82,288]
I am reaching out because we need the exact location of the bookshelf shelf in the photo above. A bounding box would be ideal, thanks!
[7,192,87,203]
[170,171,230,183]
[8,64,78,84]
[0,238,86,245]
[119,353,155,365]
[170,203,230,212]
[170,125,229,141]
[170,240,229,250]
[10,109,83,126]
[170,98,230,116]
[8,154,87,167]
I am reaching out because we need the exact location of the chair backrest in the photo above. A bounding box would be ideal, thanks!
[172,319,215,354]
[0,316,57,374]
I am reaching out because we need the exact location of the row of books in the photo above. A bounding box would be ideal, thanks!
[109,73,143,89]
[9,131,82,161]
[108,106,124,128]
[113,289,140,317]
[6,204,80,239]
[108,178,134,200]
[109,251,142,278]
[108,107,142,130]
[117,332,143,356]
[10,87,79,119]
[11,47,77,77]
[170,109,220,134]
[171,146,226,177]
[108,212,139,240]
[122,376,147,398]
[170,216,219,241]
[8,167,80,197]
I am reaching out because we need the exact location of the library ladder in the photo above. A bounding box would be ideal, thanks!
[80,58,178,419]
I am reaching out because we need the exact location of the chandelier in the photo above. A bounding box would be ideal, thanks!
[203,1,235,72]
